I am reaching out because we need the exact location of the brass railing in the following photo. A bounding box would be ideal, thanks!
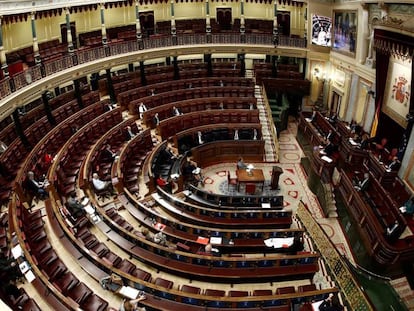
[0,33,306,100]
[296,201,374,311]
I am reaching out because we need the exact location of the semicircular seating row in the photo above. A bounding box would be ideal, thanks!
[7,66,337,311]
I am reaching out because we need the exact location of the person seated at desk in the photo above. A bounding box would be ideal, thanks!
[102,144,118,161]
[318,293,343,311]
[156,174,171,192]
[121,295,147,311]
[0,140,7,155]
[204,243,221,256]
[373,137,388,155]
[162,143,179,164]
[92,173,115,194]
[386,156,401,171]
[320,139,338,158]
[125,125,136,141]
[141,228,167,246]
[153,113,160,127]
[359,134,370,150]
[25,171,49,200]
[353,173,370,192]
[325,130,334,142]
[172,106,181,116]
[237,157,248,170]
[386,220,399,237]
[400,197,414,216]
[327,113,338,125]
[67,191,86,219]
[153,231,167,246]
[306,108,317,123]
[100,274,124,292]
[138,102,147,119]
[192,166,204,186]
[183,158,197,179]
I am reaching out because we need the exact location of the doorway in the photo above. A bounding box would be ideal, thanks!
[330,91,342,116]
[61,21,77,49]
[277,11,290,36]
[140,11,155,37]
[216,8,232,31]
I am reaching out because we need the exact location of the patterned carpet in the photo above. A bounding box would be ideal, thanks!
[201,120,355,264]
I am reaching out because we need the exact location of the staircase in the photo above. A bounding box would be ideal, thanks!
[246,69,278,162]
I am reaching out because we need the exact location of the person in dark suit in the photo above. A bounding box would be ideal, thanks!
[66,191,86,219]
[354,173,369,192]
[153,113,160,127]
[25,171,48,200]
[172,106,181,116]
[323,139,337,157]
[125,125,136,141]
[359,134,370,150]
[326,130,334,142]
[102,144,117,161]
[387,156,401,171]
[318,293,343,311]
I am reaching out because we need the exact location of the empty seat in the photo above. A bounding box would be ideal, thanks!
[154,277,173,289]
[68,282,92,304]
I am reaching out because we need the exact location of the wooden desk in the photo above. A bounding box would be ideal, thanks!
[236,169,265,192]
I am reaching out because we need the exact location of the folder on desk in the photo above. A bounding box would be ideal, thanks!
[154,222,166,231]
[119,286,139,299]
[84,204,95,215]
[196,236,209,245]
[11,244,23,259]
[261,203,271,209]
[321,156,333,163]
[25,270,36,283]
[210,237,222,245]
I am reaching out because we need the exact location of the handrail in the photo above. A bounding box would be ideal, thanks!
[296,201,375,311]
[0,32,307,122]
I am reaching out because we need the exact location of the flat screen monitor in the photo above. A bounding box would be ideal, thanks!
[312,14,332,47]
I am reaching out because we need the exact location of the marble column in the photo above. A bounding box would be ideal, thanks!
[135,0,143,49]
[205,0,211,33]
[65,8,74,53]
[240,0,246,40]
[100,4,107,46]
[170,0,177,44]
[31,12,41,65]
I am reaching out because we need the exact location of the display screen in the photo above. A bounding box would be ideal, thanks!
[312,14,332,47]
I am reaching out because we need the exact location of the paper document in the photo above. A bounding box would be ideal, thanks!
[119,286,139,299]
[210,237,223,245]
[264,237,294,248]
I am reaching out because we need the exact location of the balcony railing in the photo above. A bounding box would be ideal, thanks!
[0,33,306,101]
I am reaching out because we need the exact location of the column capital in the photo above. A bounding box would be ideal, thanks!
[360,2,369,11]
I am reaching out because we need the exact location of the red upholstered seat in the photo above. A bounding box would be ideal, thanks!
[205,289,226,296]
[53,272,80,294]
[181,284,201,294]
[116,259,136,274]
[68,282,92,304]
[154,277,173,289]
[132,268,151,282]
[82,293,109,311]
